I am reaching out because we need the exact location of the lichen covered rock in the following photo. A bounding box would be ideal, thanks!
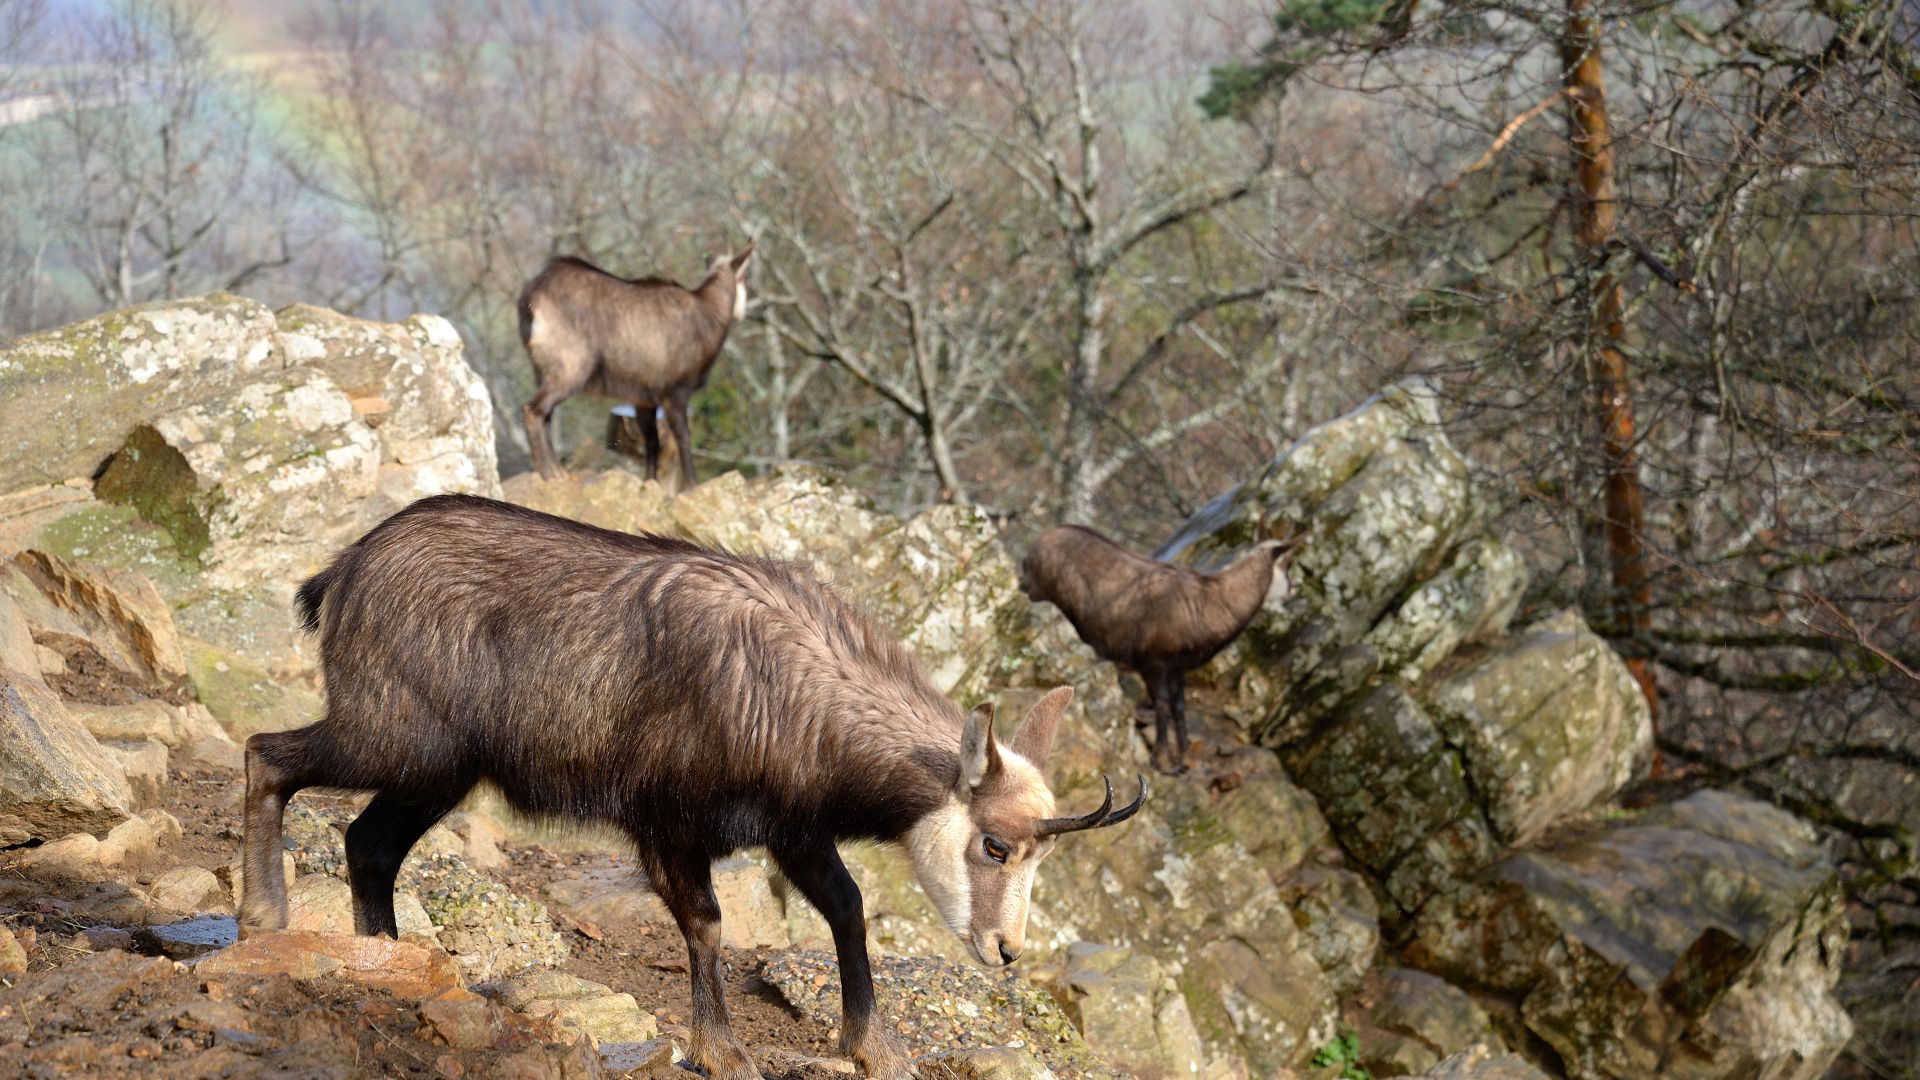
[1407,789,1851,1080]
[1,299,499,742]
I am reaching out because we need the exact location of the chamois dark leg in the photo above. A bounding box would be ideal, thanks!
[1145,666,1181,774]
[635,405,663,482]
[646,850,755,1080]
[773,844,912,1080]
[1169,673,1193,772]
[345,787,470,937]
[522,382,570,480]
[240,729,314,932]
[665,392,698,490]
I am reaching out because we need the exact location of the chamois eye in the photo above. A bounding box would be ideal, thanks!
[982,836,1010,863]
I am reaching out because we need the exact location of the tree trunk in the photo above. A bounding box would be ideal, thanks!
[1564,0,1660,733]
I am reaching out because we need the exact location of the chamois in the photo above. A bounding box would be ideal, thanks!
[241,495,1142,1080]
[518,244,754,487]
[1022,524,1297,774]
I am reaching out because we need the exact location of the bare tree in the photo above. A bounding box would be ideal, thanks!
[30,0,293,309]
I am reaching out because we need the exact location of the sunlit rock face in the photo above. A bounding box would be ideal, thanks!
[0,298,499,737]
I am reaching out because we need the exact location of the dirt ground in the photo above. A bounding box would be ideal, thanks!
[0,757,859,1079]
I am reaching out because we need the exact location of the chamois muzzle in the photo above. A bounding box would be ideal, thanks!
[1034,774,1147,836]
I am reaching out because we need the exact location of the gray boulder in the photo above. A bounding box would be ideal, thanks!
[1407,789,1851,1080]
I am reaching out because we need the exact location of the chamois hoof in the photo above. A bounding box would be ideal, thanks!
[689,1036,758,1080]
[846,1031,917,1079]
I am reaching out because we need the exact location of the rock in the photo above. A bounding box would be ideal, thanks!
[98,808,182,867]
[8,550,188,694]
[544,871,671,928]
[1417,1044,1551,1080]
[711,856,792,950]
[0,294,282,491]
[1285,682,1496,914]
[2,301,498,745]
[599,1036,679,1074]
[760,951,1118,1079]
[1184,935,1338,1077]
[101,739,168,805]
[196,930,461,999]
[1407,789,1852,1080]
[148,865,226,916]
[1358,969,1499,1077]
[1214,770,1330,881]
[0,667,132,846]
[1419,610,1651,846]
[133,914,238,958]
[501,470,673,536]
[1158,381,1494,739]
[16,830,104,875]
[81,926,136,951]
[287,874,356,934]
[0,587,34,674]
[474,971,660,1047]
[919,1046,1057,1080]
[283,803,567,981]
[1278,866,1379,993]
[1052,942,1204,1076]
[0,926,25,977]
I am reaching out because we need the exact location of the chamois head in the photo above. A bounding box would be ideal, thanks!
[704,243,755,320]
[906,686,1144,967]
[1253,519,1303,607]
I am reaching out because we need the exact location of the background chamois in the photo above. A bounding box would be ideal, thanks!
[519,245,753,487]
[241,495,1141,1080]
[1022,523,1297,773]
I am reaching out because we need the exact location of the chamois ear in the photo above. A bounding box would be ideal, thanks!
[730,243,755,272]
[958,701,999,795]
[1011,686,1072,768]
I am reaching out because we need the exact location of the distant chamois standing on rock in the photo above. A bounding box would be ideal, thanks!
[518,244,754,487]
[241,494,1143,1080]
[1022,524,1298,773]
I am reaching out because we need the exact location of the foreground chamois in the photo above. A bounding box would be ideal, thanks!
[241,495,1141,1080]
[519,245,753,487]
[1023,524,1297,773]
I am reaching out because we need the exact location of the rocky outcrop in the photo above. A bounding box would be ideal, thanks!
[1157,381,1651,913]
[0,298,499,740]
[1407,789,1852,1079]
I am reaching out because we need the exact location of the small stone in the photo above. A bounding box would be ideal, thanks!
[18,831,103,875]
[0,925,26,976]
[147,866,225,916]
[98,809,182,867]
[82,926,137,952]
[134,915,237,959]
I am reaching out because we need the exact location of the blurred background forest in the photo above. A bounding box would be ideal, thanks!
[1,0,1916,1072]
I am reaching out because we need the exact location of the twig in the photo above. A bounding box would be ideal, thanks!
[1444,89,1573,190]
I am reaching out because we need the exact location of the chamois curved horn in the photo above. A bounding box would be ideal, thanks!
[1034,773,1148,836]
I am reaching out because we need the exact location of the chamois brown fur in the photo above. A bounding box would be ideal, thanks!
[241,494,1139,1080]
[1022,524,1295,772]
[519,245,752,486]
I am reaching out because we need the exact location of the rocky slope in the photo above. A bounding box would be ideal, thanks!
[0,298,1856,1079]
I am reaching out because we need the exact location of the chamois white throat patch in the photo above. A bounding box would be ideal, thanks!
[906,796,973,939]
[733,281,747,321]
